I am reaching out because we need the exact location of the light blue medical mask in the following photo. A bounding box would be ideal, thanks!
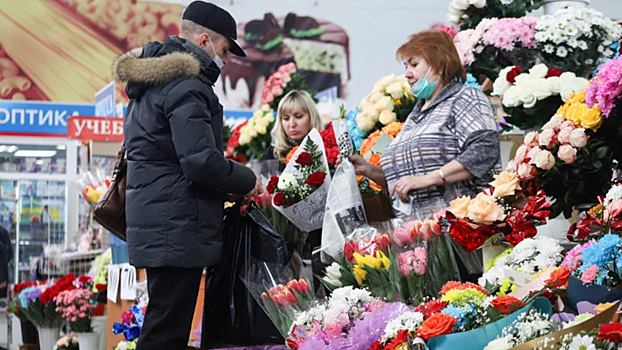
[410,67,437,99]
[208,37,224,69]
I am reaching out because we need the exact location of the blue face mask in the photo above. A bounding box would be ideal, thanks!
[410,67,437,99]
[208,37,224,69]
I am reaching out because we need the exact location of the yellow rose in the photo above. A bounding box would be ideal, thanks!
[450,196,471,218]
[580,106,603,130]
[467,193,506,224]
[261,104,271,112]
[252,110,264,119]
[490,171,522,198]
[386,82,405,99]
[567,103,587,125]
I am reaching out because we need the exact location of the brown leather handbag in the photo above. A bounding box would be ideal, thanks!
[94,145,127,241]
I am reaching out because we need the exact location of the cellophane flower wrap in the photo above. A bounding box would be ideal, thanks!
[454,16,539,81]
[242,256,316,339]
[112,296,147,342]
[271,128,331,232]
[446,172,551,252]
[565,234,622,288]
[479,237,563,295]
[492,63,588,130]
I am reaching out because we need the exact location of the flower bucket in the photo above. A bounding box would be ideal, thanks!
[78,332,99,350]
[426,297,551,350]
[543,0,589,15]
[37,327,60,350]
[567,276,622,310]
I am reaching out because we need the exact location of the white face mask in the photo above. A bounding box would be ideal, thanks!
[208,37,224,69]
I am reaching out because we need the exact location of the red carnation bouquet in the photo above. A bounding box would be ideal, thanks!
[268,128,331,232]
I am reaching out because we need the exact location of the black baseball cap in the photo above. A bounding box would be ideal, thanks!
[182,1,246,57]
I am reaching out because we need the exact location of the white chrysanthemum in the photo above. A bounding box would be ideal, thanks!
[277,174,296,190]
[605,184,622,204]
[381,311,424,342]
[557,46,568,57]
[567,335,596,350]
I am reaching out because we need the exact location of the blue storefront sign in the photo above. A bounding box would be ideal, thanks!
[0,100,253,137]
[94,82,116,118]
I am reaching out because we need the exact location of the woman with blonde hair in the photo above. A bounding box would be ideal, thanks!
[264,90,323,166]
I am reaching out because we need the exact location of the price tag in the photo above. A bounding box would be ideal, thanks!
[107,265,120,303]
[120,264,137,300]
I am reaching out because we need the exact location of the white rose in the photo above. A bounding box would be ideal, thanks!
[492,76,512,96]
[446,12,461,23]
[560,85,575,101]
[548,76,562,94]
[514,144,530,163]
[518,162,537,180]
[379,110,397,125]
[386,82,405,99]
[527,147,542,162]
[278,174,296,190]
[356,113,376,132]
[375,96,394,112]
[539,128,557,148]
[470,0,486,8]
[533,149,556,170]
[559,72,577,86]
[514,73,532,86]
[252,110,264,119]
[518,88,537,108]
[502,86,521,107]
[452,0,470,10]
[261,104,271,112]
[547,114,563,130]
[368,92,384,103]
[529,64,549,79]
[531,78,553,100]
[558,144,577,164]
[256,124,268,135]
[524,131,540,147]
[572,77,589,95]
[557,127,572,144]
[569,128,588,148]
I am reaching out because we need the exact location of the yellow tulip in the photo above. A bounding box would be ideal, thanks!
[352,253,381,269]
[353,265,367,285]
[375,250,391,269]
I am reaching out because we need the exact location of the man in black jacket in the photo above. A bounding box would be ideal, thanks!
[113,2,261,348]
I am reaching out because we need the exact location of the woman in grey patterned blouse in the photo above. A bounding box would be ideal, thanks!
[350,30,501,217]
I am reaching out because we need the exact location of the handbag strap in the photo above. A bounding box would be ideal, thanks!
[111,145,126,182]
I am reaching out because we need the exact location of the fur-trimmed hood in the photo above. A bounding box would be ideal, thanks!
[113,36,220,98]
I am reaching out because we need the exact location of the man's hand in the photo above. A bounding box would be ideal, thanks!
[245,177,264,198]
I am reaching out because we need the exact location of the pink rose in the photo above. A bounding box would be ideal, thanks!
[581,265,599,284]
[517,162,537,179]
[543,114,563,131]
[557,144,577,164]
[533,150,556,170]
[514,145,530,163]
[557,127,572,144]
[569,128,588,148]
[539,128,557,149]
[560,120,576,130]
[523,131,540,147]
[506,159,518,172]
[527,147,542,162]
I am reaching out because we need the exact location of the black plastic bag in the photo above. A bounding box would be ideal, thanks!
[201,202,289,348]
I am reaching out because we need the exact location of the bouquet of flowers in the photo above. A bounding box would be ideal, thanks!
[446,0,543,30]
[353,74,415,135]
[564,234,622,289]
[287,287,409,350]
[454,16,538,81]
[479,237,564,295]
[7,280,46,321]
[233,105,275,161]
[287,121,340,174]
[242,256,315,339]
[225,120,248,163]
[534,7,622,77]
[446,172,551,252]
[357,122,404,194]
[492,63,588,130]
[566,183,622,242]
[114,341,136,350]
[112,298,147,342]
[269,129,331,232]
[509,104,613,218]
[78,171,111,207]
[54,334,79,350]
[19,273,76,328]
[261,62,317,110]
[54,288,97,332]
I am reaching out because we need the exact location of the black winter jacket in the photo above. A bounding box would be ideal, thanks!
[114,36,255,268]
